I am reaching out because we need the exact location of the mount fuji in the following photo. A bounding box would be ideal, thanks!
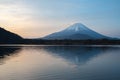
[43,23,109,40]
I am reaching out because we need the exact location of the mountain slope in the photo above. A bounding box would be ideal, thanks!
[0,27,23,44]
[43,23,109,40]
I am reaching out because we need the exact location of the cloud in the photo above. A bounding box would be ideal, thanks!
[0,0,120,38]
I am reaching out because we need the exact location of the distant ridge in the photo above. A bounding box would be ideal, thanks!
[0,25,119,45]
[0,27,23,44]
[43,23,110,40]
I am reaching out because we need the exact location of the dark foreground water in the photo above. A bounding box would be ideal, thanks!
[0,45,120,80]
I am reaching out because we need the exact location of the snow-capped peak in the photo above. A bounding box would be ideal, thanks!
[65,23,89,32]
[43,23,108,40]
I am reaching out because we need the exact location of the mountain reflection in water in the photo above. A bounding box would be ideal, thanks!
[0,46,21,65]
[0,45,120,80]
[42,46,110,66]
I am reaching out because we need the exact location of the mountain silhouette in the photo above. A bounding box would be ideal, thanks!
[43,23,109,40]
[0,25,119,45]
[0,27,23,44]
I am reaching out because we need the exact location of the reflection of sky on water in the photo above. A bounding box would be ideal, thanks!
[0,46,120,80]
[0,46,21,65]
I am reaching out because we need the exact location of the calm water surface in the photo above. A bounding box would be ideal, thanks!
[0,45,120,80]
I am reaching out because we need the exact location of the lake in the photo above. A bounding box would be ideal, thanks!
[0,45,120,80]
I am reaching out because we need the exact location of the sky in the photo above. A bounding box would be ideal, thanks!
[0,0,120,38]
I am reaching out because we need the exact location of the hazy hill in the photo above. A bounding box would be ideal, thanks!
[0,27,23,44]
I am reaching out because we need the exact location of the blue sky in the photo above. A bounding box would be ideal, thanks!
[0,0,120,38]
